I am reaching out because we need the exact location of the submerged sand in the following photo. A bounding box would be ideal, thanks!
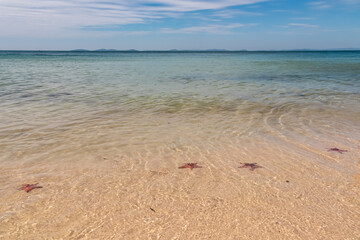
[0,118,359,239]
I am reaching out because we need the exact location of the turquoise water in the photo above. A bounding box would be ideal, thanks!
[1,51,360,163]
[1,51,359,113]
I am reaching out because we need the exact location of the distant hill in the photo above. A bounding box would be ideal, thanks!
[205,49,229,51]
[68,48,360,52]
[70,49,90,52]
[70,49,139,52]
[94,49,118,51]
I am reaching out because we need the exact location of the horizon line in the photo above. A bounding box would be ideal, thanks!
[1,48,360,52]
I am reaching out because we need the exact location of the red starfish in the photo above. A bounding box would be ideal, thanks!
[239,163,263,171]
[19,183,42,193]
[327,148,348,154]
[178,163,202,170]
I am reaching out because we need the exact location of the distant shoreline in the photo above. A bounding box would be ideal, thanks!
[1,49,360,53]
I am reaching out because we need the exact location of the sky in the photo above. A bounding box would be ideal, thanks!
[0,0,359,50]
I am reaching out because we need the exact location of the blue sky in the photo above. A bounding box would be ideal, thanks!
[0,0,359,50]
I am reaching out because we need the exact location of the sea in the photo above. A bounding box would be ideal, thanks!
[0,51,359,239]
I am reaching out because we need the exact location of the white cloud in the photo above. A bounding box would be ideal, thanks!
[212,9,263,18]
[0,0,267,37]
[308,1,331,9]
[161,23,258,34]
[288,23,319,28]
[136,0,267,12]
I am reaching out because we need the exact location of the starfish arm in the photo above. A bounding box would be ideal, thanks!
[19,184,28,190]
[19,184,42,192]
[179,163,201,170]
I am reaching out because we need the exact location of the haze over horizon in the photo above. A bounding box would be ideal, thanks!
[1,0,359,50]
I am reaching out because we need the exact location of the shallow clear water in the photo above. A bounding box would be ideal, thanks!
[1,51,359,162]
[1,51,360,239]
